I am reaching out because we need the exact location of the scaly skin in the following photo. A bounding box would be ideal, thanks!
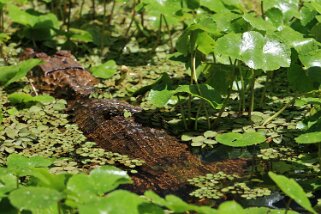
[23,49,248,196]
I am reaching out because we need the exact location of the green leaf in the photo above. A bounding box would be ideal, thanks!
[184,0,200,9]
[204,64,234,95]
[262,0,300,23]
[295,132,321,144]
[90,60,117,79]
[7,4,60,29]
[216,132,266,147]
[215,31,291,71]
[299,49,321,68]
[242,13,276,32]
[265,8,283,27]
[147,89,174,108]
[269,172,317,214]
[195,31,215,55]
[0,59,41,86]
[7,154,53,176]
[176,84,222,109]
[66,174,100,205]
[176,30,191,55]
[78,190,146,214]
[217,201,244,214]
[141,0,181,26]
[0,168,18,199]
[215,33,241,60]
[8,93,54,105]
[89,166,132,194]
[69,28,93,43]
[200,0,227,12]
[67,166,132,205]
[164,195,196,213]
[9,187,63,211]
[31,168,66,192]
[245,207,299,214]
[300,5,317,26]
[287,63,315,93]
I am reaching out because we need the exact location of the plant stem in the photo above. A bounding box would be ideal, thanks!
[108,0,116,25]
[238,62,245,114]
[203,103,211,129]
[177,95,188,130]
[100,0,108,57]
[79,0,85,17]
[67,0,72,34]
[262,96,296,126]
[125,0,136,38]
[318,143,321,170]
[162,15,174,52]
[259,71,273,108]
[154,13,163,50]
[92,0,96,20]
[248,70,256,117]
[194,102,203,130]
[260,0,265,18]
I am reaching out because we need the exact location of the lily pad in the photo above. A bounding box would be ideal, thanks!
[216,132,266,147]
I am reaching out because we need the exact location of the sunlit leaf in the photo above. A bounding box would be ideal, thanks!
[262,0,300,23]
[0,59,41,87]
[7,154,53,176]
[90,60,117,79]
[217,201,245,214]
[9,187,63,211]
[176,84,222,109]
[295,132,321,144]
[269,172,317,214]
[0,168,17,199]
[242,13,275,32]
[78,190,146,214]
[216,132,266,147]
[67,166,132,205]
[215,31,291,71]
[8,93,54,105]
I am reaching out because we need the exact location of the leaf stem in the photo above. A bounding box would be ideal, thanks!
[125,0,137,38]
[262,96,296,126]
[248,70,256,117]
[177,95,188,130]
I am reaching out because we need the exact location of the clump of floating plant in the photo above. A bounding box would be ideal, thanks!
[188,171,271,200]
[257,147,297,161]
[0,87,144,173]
[181,131,218,148]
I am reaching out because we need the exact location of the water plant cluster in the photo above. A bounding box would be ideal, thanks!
[1,0,321,213]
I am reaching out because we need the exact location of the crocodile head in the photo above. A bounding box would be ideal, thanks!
[21,48,99,98]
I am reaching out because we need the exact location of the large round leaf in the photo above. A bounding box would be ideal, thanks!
[67,166,132,205]
[215,31,291,71]
[78,190,147,214]
[269,172,317,214]
[89,165,132,194]
[9,187,63,211]
[216,132,265,147]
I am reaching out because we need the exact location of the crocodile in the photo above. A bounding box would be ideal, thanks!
[22,49,247,196]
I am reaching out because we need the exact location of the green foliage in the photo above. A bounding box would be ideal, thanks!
[216,132,266,147]
[90,60,117,79]
[3,0,321,213]
[0,154,217,213]
[0,59,41,87]
[269,172,317,214]
[8,92,55,105]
